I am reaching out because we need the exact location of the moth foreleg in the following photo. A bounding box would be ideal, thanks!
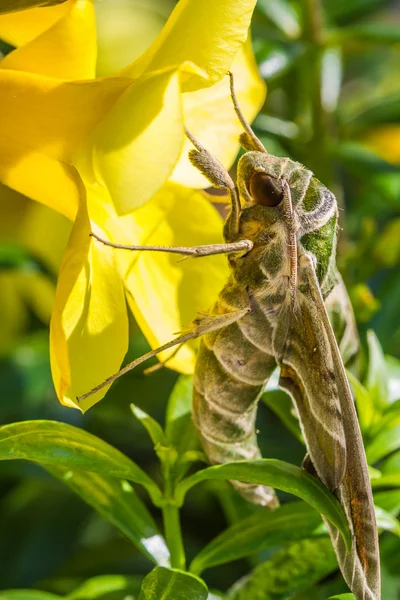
[77,307,251,402]
[90,232,253,258]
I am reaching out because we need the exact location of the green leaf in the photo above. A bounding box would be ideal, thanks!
[366,423,400,464]
[262,390,304,443]
[228,538,337,600]
[381,450,400,474]
[190,501,325,575]
[175,459,351,551]
[329,595,355,599]
[46,465,170,566]
[375,505,400,536]
[0,0,66,14]
[365,330,389,408]
[165,375,197,455]
[131,404,168,447]
[67,575,143,600]
[0,420,162,505]
[386,355,400,403]
[374,490,400,517]
[138,567,208,600]
[346,370,375,434]
[257,0,301,39]
[0,593,60,600]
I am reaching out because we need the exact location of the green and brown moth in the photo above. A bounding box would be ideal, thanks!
[79,74,380,600]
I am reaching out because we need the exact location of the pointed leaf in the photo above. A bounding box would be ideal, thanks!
[347,370,376,433]
[190,501,324,575]
[165,375,197,456]
[365,330,389,408]
[175,459,351,551]
[329,595,355,599]
[131,404,168,447]
[139,567,208,600]
[46,465,170,566]
[0,420,162,504]
[366,423,400,464]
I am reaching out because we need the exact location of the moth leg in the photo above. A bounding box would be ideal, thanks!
[185,129,241,241]
[90,232,252,258]
[77,306,251,402]
[228,71,267,154]
[143,343,183,375]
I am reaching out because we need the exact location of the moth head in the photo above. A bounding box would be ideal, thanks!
[237,152,285,207]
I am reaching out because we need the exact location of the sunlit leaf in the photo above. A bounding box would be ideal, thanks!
[131,404,168,447]
[139,567,208,600]
[346,370,375,434]
[366,423,400,464]
[0,420,162,504]
[257,0,301,39]
[190,501,324,575]
[365,330,389,408]
[175,459,351,551]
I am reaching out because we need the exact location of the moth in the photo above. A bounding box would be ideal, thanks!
[80,74,380,600]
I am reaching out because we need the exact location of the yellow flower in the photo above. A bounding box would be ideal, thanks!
[0,0,265,410]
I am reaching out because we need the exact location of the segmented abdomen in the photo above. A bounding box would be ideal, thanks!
[193,288,279,507]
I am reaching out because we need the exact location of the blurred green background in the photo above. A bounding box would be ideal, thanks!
[0,0,400,597]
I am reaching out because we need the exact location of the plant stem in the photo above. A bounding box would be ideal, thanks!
[162,502,186,570]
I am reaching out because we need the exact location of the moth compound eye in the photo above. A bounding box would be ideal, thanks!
[249,172,284,207]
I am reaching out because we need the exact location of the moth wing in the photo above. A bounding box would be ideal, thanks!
[280,254,380,600]
[278,267,347,491]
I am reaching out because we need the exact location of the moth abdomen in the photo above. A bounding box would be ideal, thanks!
[193,292,278,507]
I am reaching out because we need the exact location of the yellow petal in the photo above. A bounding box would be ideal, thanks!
[0,2,68,47]
[0,68,129,217]
[50,175,129,411]
[17,199,71,273]
[1,0,97,80]
[77,69,184,215]
[115,183,228,374]
[95,0,175,77]
[125,0,258,92]
[171,40,266,188]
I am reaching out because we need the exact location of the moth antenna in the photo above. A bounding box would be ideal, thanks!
[228,71,267,154]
